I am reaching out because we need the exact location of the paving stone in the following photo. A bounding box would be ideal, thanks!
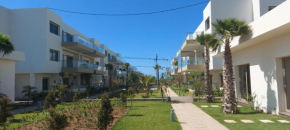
[224,120,236,123]
[241,120,254,123]
[201,105,209,108]
[237,105,242,107]
[277,120,290,123]
[211,105,219,107]
[259,120,274,123]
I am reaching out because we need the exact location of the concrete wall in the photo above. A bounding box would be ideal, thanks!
[0,59,16,102]
[232,32,290,114]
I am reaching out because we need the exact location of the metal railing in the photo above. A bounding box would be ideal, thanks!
[62,60,105,71]
[182,57,205,67]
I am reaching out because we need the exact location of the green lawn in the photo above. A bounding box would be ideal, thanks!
[170,86,187,96]
[113,101,182,130]
[134,91,163,98]
[193,101,290,130]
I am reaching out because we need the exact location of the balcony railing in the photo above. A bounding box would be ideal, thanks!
[187,32,204,40]
[62,35,105,55]
[94,65,105,72]
[109,56,125,63]
[182,57,205,67]
[117,70,126,75]
[62,60,105,72]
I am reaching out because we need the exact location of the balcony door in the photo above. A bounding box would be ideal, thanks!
[283,57,290,112]
[67,56,74,68]
[239,65,251,100]
[42,77,49,91]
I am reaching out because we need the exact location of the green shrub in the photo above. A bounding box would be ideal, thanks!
[44,91,57,109]
[142,95,148,98]
[73,91,80,102]
[44,109,68,130]
[97,93,114,130]
[150,90,154,95]
[0,96,13,125]
[120,93,127,106]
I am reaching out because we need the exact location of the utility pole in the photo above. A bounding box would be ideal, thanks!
[155,54,163,101]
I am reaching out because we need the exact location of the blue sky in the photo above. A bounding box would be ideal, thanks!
[0,0,208,76]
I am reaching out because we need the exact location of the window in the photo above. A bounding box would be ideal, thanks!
[42,77,49,91]
[62,31,72,42]
[95,61,99,65]
[50,49,59,61]
[268,6,276,11]
[50,21,59,35]
[205,17,210,31]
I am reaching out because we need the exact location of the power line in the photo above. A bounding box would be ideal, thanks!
[48,1,209,16]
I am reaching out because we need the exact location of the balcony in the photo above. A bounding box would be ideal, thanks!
[179,57,205,72]
[117,70,127,75]
[62,60,105,74]
[108,56,125,65]
[180,32,203,52]
[62,35,106,58]
[171,66,178,75]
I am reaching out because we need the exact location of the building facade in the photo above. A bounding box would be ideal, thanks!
[0,6,131,101]
[171,0,287,114]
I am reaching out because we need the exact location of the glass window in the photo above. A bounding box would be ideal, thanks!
[50,49,59,62]
[50,22,59,35]
[268,6,276,11]
[205,17,210,31]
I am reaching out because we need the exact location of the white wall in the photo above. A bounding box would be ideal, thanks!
[0,59,16,102]
[232,32,290,114]
[0,6,10,36]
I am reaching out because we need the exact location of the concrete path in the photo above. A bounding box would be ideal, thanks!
[168,88,228,130]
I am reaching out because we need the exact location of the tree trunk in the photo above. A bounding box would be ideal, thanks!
[204,46,213,103]
[126,70,129,90]
[223,39,238,114]
[109,72,112,93]
[147,85,150,97]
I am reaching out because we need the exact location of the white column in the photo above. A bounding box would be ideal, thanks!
[29,73,35,87]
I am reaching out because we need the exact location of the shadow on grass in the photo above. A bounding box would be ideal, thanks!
[239,111,263,114]
[126,114,144,117]
[134,106,148,107]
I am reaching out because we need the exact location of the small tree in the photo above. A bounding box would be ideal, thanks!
[97,93,114,130]
[0,96,13,126]
[22,85,37,105]
[127,87,135,106]
[120,93,127,107]
[44,91,57,109]
[73,91,80,102]
[44,108,68,130]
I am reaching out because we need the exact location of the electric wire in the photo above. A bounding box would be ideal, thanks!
[48,0,209,16]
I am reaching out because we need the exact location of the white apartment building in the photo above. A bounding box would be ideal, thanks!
[171,0,286,114]
[0,6,127,100]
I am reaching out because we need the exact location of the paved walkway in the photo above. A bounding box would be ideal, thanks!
[168,88,228,130]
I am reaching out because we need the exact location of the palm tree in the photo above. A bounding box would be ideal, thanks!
[22,85,37,105]
[140,75,155,97]
[124,63,130,90]
[154,65,164,101]
[173,61,181,88]
[196,34,220,103]
[0,33,14,56]
[212,18,251,114]
[105,63,114,92]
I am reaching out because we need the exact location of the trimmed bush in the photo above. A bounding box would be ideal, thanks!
[44,108,68,130]
[44,91,57,109]
[97,93,114,130]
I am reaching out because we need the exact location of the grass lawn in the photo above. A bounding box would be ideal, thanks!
[113,101,182,130]
[134,91,163,98]
[193,101,290,130]
[170,86,187,96]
